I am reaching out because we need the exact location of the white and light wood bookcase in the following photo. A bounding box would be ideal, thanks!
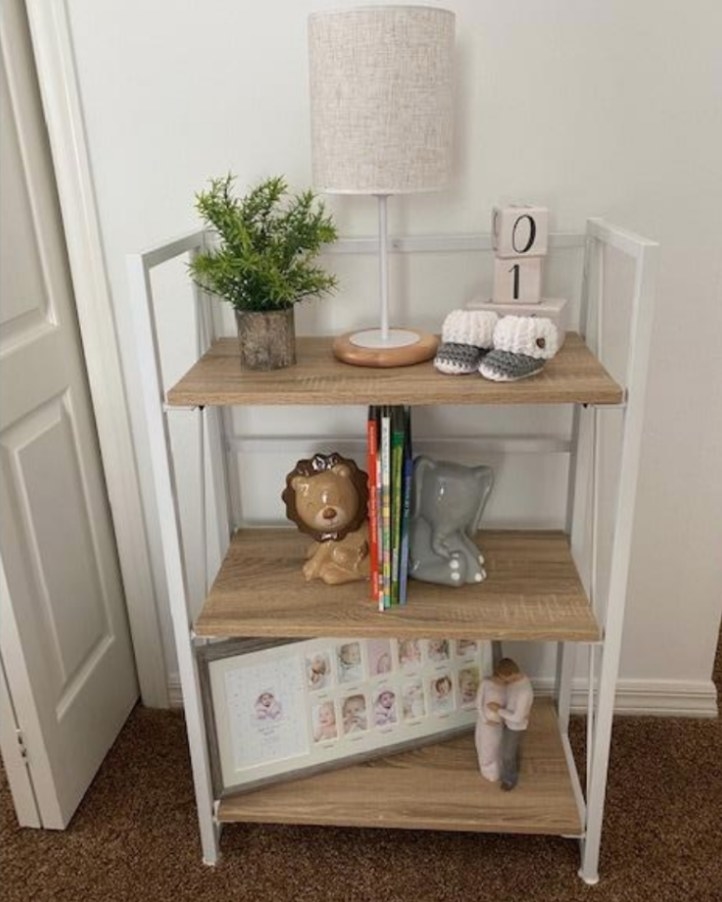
[128,219,657,884]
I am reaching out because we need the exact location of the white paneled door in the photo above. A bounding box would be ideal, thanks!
[0,0,138,828]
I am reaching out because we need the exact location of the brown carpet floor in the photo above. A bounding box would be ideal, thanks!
[2,642,720,902]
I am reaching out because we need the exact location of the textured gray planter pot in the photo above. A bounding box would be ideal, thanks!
[235,309,296,370]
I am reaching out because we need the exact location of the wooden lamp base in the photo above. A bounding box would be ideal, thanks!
[332,328,438,368]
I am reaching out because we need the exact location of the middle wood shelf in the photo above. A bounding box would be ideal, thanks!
[195,528,599,642]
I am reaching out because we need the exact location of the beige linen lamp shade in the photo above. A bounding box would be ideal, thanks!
[308,5,455,366]
[308,5,454,195]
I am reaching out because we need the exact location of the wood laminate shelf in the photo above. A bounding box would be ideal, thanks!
[217,697,581,836]
[195,529,599,642]
[167,333,623,407]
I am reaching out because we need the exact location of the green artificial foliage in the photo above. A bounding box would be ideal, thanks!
[189,174,338,311]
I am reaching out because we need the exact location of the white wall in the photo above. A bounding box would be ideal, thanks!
[63,0,722,710]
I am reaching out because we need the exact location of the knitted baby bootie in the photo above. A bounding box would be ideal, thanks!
[434,310,499,375]
[479,316,559,382]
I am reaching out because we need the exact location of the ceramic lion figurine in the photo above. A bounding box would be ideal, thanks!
[282,453,369,585]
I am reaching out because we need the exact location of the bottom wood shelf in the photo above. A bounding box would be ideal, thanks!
[217,698,581,836]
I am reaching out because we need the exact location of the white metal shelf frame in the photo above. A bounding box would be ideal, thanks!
[127,219,657,882]
[574,220,658,882]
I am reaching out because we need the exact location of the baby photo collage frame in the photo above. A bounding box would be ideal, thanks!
[199,636,490,796]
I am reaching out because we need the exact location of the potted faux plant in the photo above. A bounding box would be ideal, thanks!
[189,174,338,370]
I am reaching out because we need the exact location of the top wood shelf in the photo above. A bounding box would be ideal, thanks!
[166,333,623,407]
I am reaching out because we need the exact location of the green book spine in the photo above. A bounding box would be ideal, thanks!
[399,406,413,605]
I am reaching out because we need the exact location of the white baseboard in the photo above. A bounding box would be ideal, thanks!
[168,675,184,710]
[167,673,718,718]
[603,678,717,718]
[533,676,718,718]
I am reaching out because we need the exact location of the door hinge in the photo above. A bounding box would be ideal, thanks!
[15,729,30,766]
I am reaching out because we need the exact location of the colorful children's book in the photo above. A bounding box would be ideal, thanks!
[366,406,380,606]
[380,407,392,610]
[399,406,413,605]
[390,407,406,605]
[375,443,382,609]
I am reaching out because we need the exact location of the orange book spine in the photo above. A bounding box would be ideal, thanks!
[366,407,380,605]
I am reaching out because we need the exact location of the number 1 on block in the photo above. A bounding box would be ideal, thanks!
[493,256,542,304]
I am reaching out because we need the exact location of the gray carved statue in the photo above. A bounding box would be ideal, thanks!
[408,456,494,587]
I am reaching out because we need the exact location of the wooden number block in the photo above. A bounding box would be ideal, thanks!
[492,205,548,258]
[493,256,542,304]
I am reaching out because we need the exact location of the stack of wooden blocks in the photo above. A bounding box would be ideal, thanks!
[469,204,568,343]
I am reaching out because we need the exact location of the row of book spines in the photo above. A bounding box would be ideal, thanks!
[367,405,412,611]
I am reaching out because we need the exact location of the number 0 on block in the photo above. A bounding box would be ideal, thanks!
[492,205,548,258]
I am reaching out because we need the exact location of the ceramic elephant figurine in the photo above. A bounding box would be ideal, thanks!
[408,456,494,587]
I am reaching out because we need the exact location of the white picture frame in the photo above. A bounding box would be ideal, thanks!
[199,636,490,796]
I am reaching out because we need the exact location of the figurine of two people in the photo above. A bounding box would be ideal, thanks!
[475,657,534,791]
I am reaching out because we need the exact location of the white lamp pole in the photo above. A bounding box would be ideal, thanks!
[377,194,390,343]
[308,5,455,366]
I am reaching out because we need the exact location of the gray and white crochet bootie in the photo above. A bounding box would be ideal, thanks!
[434,310,499,375]
[479,316,559,382]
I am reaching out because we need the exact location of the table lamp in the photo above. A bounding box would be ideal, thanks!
[308,5,455,367]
